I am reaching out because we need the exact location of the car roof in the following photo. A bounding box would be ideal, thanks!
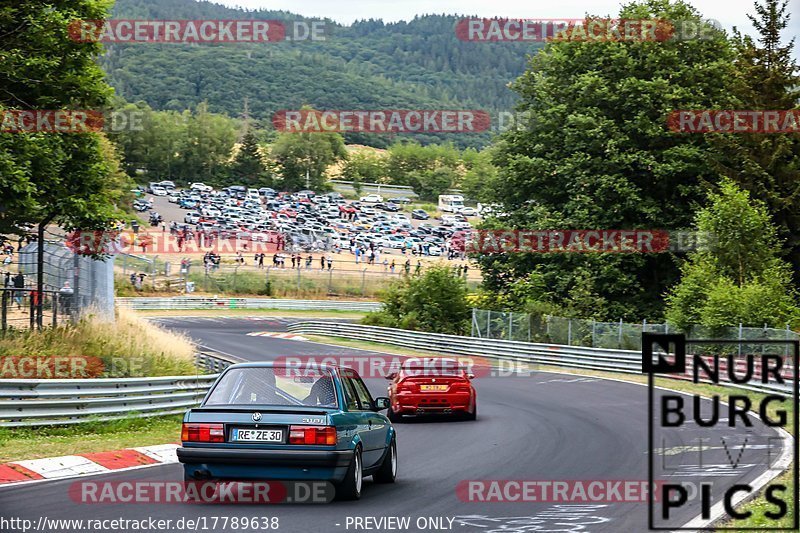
[225,361,346,372]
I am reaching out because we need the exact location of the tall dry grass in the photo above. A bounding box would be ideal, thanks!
[0,308,197,378]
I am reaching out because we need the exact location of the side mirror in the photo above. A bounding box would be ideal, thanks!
[385,372,398,380]
[466,373,475,380]
[374,397,390,411]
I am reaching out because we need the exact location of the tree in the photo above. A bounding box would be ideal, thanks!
[0,0,130,326]
[340,150,387,186]
[271,111,347,191]
[665,180,799,331]
[385,142,460,186]
[408,167,457,201]
[478,0,739,319]
[363,266,470,334]
[461,150,499,203]
[229,130,273,187]
[711,0,800,278]
[178,102,238,185]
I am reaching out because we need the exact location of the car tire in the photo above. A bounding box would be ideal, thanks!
[373,437,397,484]
[335,447,363,501]
[465,404,477,421]
[387,405,402,423]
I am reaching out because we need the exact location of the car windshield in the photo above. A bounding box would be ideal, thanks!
[204,367,338,408]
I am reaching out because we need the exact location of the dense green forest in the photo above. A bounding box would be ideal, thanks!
[105,0,541,148]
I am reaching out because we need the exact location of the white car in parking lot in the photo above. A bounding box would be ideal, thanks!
[360,194,383,203]
[151,186,168,196]
[458,206,478,216]
[184,212,201,224]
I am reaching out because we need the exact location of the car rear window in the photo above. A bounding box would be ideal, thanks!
[204,367,338,408]
[401,359,466,377]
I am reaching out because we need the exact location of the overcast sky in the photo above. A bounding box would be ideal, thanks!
[216,0,799,57]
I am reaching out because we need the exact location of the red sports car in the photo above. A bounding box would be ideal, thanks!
[386,358,476,421]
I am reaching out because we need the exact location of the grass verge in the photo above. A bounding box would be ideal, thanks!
[0,415,182,463]
[304,333,796,531]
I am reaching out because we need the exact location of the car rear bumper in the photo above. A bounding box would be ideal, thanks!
[394,392,473,414]
[178,448,353,482]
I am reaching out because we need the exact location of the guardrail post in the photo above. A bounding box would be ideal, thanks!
[508,312,513,341]
[738,322,743,356]
[1,290,7,333]
[567,319,572,346]
[618,318,623,348]
[487,310,491,339]
[591,320,596,347]
[361,268,367,295]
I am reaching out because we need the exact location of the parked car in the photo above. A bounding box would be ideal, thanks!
[389,196,412,205]
[360,194,383,203]
[411,209,429,220]
[458,206,478,216]
[178,363,397,500]
[386,358,476,421]
[184,212,201,224]
[379,202,400,212]
[151,186,168,197]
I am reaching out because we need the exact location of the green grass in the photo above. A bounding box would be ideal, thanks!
[0,415,182,463]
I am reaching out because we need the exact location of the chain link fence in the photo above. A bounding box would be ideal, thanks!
[6,241,116,329]
[471,308,798,351]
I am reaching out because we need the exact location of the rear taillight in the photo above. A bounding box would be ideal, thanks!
[288,425,337,445]
[395,379,417,393]
[452,382,472,392]
[182,423,225,443]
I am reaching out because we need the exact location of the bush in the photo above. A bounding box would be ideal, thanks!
[666,180,800,332]
[362,265,470,335]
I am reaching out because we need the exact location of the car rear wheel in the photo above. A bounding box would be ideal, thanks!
[335,447,363,501]
[373,437,397,484]
[387,405,402,423]
[464,404,477,421]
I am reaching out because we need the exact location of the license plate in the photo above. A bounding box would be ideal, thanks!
[420,384,448,392]
[231,428,284,442]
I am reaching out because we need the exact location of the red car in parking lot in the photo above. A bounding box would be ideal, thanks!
[386,358,476,421]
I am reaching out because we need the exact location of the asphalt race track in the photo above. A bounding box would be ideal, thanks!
[0,317,789,533]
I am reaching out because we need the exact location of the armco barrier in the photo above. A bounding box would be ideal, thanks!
[116,297,382,312]
[0,352,237,427]
[2,323,792,427]
[286,321,795,396]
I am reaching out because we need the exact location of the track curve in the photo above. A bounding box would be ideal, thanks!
[0,317,787,533]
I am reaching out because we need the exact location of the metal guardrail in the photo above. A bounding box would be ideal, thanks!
[0,352,237,427]
[116,297,383,312]
[286,321,795,396]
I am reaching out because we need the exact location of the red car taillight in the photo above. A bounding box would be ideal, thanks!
[288,425,337,445]
[452,382,472,393]
[395,379,418,393]
[182,423,225,443]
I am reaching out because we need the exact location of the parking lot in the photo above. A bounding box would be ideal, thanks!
[127,184,481,283]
